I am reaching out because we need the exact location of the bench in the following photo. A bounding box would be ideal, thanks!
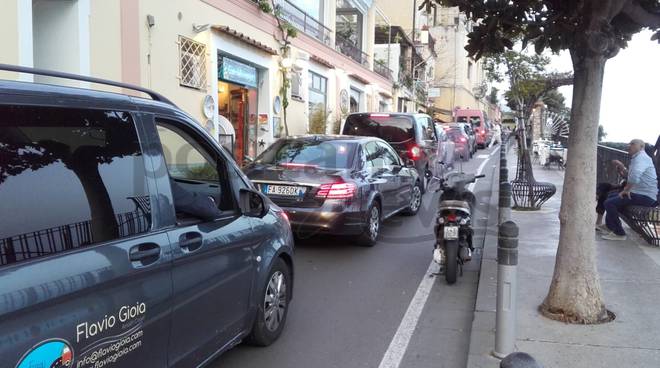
[511,142,557,210]
[621,205,660,246]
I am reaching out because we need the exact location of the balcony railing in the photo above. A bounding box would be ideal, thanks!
[335,34,370,67]
[273,0,332,46]
[373,60,393,80]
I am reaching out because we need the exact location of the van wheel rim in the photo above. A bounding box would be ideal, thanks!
[369,207,380,240]
[410,185,422,212]
[264,271,287,332]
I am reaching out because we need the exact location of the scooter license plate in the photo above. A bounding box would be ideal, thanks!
[443,226,459,240]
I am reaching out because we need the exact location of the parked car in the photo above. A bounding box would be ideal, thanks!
[341,113,438,193]
[0,65,294,368]
[455,109,489,148]
[244,135,422,246]
[445,127,472,161]
[442,122,476,156]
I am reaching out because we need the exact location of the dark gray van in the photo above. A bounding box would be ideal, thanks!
[0,65,294,368]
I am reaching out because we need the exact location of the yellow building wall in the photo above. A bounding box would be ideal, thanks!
[0,0,23,80]
[90,1,122,82]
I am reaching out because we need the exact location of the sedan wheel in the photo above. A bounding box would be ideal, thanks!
[403,183,422,216]
[358,203,381,246]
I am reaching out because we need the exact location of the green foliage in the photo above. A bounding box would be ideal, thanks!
[308,107,329,134]
[257,0,272,13]
[488,87,499,105]
[184,164,219,181]
[436,0,660,61]
[598,125,608,142]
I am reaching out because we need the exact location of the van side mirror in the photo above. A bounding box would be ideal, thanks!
[239,189,269,217]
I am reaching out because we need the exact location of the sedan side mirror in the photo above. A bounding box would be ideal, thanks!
[239,188,269,218]
[404,159,416,168]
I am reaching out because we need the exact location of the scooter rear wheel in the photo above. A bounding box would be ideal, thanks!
[445,240,458,284]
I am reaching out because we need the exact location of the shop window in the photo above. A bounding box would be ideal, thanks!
[179,36,207,90]
[308,71,328,133]
[350,87,362,113]
[0,106,151,267]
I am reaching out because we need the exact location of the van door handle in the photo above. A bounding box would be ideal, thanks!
[179,232,203,252]
[129,243,161,265]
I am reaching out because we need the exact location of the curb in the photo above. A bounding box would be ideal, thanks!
[466,147,509,368]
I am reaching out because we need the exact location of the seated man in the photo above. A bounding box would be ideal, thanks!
[602,139,659,241]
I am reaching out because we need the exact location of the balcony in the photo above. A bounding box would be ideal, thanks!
[335,34,370,67]
[273,0,332,46]
[373,60,393,81]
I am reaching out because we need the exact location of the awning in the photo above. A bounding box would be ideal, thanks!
[211,25,278,55]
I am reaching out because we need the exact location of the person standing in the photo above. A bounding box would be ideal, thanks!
[602,139,659,240]
[654,134,660,194]
[488,123,502,148]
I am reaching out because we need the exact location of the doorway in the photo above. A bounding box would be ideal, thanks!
[218,81,257,165]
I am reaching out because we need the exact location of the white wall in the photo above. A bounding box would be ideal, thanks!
[32,0,90,85]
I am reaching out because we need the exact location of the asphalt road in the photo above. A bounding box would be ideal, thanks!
[211,147,500,368]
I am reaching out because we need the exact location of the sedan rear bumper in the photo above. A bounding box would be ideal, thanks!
[281,201,366,236]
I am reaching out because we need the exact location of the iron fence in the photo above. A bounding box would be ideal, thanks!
[373,60,393,80]
[597,144,630,185]
[1,209,151,266]
[335,34,370,67]
[274,0,332,46]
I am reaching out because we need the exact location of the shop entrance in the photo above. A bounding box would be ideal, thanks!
[217,55,259,165]
[218,82,257,165]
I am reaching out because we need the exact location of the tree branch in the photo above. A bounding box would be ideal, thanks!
[622,0,660,28]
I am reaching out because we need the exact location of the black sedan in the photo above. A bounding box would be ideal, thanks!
[244,135,422,246]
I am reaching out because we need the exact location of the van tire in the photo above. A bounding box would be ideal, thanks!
[246,258,291,346]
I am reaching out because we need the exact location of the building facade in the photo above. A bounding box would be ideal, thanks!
[1,0,394,164]
[429,6,494,123]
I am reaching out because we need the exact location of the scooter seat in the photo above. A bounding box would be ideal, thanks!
[439,200,471,212]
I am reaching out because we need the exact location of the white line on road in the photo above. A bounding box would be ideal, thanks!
[377,150,496,368]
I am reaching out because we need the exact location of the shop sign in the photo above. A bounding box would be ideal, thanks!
[219,57,257,87]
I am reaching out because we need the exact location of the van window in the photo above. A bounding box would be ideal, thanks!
[344,115,414,143]
[156,119,235,215]
[0,106,151,267]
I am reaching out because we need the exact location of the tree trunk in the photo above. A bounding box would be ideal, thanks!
[69,150,120,243]
[540,53,610,324]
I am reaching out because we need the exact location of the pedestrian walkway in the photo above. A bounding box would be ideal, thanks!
[467,147,660,367]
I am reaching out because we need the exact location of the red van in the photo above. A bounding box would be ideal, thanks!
[455,109,489,148]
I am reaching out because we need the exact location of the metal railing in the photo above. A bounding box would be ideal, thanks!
[1,209,151,266]
[559,135,630,185]
[597,144,630,185]
[335,34,370,67]
[373,60,393,80]
[273,0,332,46]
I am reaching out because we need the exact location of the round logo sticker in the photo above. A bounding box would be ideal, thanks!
[16,339,73,368]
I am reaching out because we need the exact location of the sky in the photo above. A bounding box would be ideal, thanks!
[500,30,660,145]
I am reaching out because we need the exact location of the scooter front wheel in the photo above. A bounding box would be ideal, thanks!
[445,239,458,284]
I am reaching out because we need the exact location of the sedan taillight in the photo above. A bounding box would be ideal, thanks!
[316,182,357,199]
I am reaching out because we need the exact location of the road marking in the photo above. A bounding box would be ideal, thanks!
[377,151,495,368]
[476,154,490,159]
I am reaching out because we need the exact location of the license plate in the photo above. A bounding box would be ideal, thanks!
[443,226,459,240]
[262,184,306,197]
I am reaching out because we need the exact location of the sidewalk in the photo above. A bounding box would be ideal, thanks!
[467,147,660,367]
